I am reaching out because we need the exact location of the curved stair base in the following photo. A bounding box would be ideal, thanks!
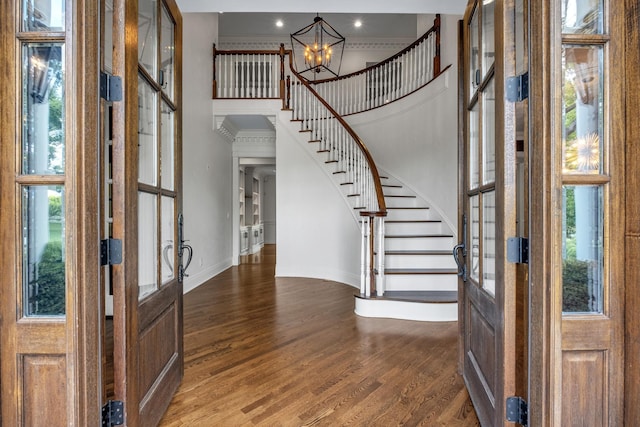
[354,293,457,322]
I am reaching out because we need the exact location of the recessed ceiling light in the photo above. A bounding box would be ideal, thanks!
[354,20,362,28]
[276,20,284,27]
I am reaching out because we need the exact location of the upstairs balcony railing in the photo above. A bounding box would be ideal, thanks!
[307,14,441,116]
[211,14,442,115]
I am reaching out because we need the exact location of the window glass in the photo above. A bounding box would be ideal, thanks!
[470,195,480,283]
[22,0,65,31]
[138,0,158,77]
[139,192,158,300]
[483,191,496,296]
[161,102,174,191]
[469,104,480,189]
[469,6,480,98]
[483,78,496,184]
[138,76,158,185]
[562,45,604,174]
[160,4,175,100]
[22,185,65,317]
[562,185,604,313]
[22,43,65,175]
[161,196,175,284]
[561,0,603,34]
[481,0,495,77]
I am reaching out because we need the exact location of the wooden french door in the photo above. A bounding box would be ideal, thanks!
[458,0,520,425]
[108,0,183,425]
[527,0,626,424]
[0,0,102,425]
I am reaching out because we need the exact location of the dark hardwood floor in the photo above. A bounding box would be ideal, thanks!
[159,245,479,426]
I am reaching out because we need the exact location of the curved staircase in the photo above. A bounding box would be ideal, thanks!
[289,113,458,321]
[357,174,458,321]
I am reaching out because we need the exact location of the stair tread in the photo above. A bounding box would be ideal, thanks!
[385,268,458,275]
[386,220,442,223]
[384,195,416,198]
[385,250,452,255]
[382,184,403,188]
[387,207,429,210]
[386,234,453,238]
[381,290,457,303]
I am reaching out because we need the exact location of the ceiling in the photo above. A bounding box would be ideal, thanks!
[176,0,467,15]
[218,13,419,39]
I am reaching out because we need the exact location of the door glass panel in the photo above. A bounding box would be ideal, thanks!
[138,0,158,77]
[483,191,496,296]
[139,76,158,185]
[161,103,175,191]
[469,6,480,97]
[561,45,603,174]
[160,4,175,101]
[469,104,480,189]
[22,0,65,31]
[470,194,480,283]
[481,0,495,77]
[561,0,603,35]
[562,185,604,313]
[103,0,114,72]
[515,0,526,74]
[161,196,175,284]
[483,78,496,184]
[139,192,158,300]
[22,185,66,317]
[22,43,65,175]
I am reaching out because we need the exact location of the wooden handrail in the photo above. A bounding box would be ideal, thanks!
[286,48,387,215]
[307,14,441,85]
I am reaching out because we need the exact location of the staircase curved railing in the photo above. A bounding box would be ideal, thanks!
[287,57,386,216]
[286,55,387,297]
[307,14,442,116]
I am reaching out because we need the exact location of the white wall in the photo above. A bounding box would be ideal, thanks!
[345,15,460,232]
[275,110,361,287]
[346,70,457,231]
[182,13,234,293]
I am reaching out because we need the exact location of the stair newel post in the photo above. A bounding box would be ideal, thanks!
[360,215,369,296]
[377,216,386,296]
[434,14,441,76]
[279,43,286,104]
[285,76,291,110]
[368,214,377,296]
[212,43,218,99]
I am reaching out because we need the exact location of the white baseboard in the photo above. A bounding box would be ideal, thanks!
[275,264,360,289]
[183,258,233,294]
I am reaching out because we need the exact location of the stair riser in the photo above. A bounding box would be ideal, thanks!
[385,209,432,221]
[383,274,458,292]
[382,187,408,196]
[384,255,457,269]
[384,197,420,208]
[385,236,454,250]
[385,222,443,235]
[355,298,457,322]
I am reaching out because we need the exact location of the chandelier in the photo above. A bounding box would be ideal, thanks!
[290,14,345,78]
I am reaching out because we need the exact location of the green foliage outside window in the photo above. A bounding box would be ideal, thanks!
[31,241,65,315]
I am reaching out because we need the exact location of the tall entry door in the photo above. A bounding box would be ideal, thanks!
[107,0,183,425]
[458,1,520,425]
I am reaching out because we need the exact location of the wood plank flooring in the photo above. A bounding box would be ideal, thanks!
[159,245,479,426]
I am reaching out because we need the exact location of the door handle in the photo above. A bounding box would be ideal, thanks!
[453,213,467,281]
[178,214,193,281]
[453,243,467,281]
